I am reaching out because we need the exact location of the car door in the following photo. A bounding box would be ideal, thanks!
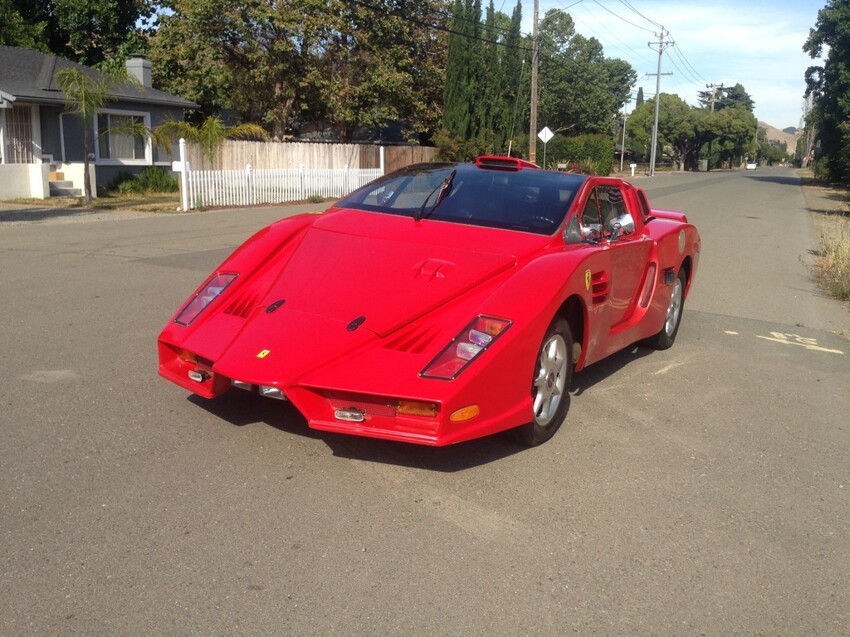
[598,184,653,328]
[579,183,652,330]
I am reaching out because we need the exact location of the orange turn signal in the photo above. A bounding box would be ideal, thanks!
[450,405,480,422]
[397,400,438,417]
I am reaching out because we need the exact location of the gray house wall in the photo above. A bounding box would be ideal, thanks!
[38,105,63,161]
[36,100,186,189]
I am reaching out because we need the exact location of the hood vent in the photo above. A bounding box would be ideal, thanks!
[384,325,440,354]
[224,292,259,318]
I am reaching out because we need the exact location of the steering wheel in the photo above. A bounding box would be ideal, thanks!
[527,215,554,228]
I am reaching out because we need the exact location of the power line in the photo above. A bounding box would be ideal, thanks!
[590,0,655,33]
[616,0,665,30]
[670,42,710,85]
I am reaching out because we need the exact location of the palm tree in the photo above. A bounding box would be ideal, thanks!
[55,68,109,204]
[55,67,140,204]
[153,117,270,165]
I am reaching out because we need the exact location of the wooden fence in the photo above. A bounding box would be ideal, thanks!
[177,140,437,210]
[185,140,437,171]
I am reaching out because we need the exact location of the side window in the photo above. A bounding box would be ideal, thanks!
[637,190,651,221]
[597,186,627,230]
[581,190,600,226]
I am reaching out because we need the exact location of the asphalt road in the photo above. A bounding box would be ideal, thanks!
[1,167,848,635]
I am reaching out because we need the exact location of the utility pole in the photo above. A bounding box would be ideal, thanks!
[619,100,629,173]
[705,83,722,171]
[528,0,539,164]
[706,83,723,112]
[647,28,672,176]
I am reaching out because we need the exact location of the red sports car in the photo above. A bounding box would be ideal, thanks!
[158,156,700,446]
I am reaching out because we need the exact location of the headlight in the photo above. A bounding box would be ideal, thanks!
[174,272,238,326]
[421,316,511,380]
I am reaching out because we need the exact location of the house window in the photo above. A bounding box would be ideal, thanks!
[96,112,148,162]
[5,105,34,164]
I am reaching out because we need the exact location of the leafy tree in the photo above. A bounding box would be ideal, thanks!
[628,93,757,171]
[443,0,479,144]
[305,1,446,142]
[150,0,445,141]
[716,83,755,112]
[804,0,850,182]
[11,0,151,67]
[538,9,636,136]
[0,0,48,50]
[653,94,697,171]
[635,86,644,108]
[439,0,525,159]
[713,106,758,167]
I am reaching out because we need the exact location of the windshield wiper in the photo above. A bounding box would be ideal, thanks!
[414,169,457,222]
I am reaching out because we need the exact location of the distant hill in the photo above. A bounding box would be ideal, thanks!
[759,121,798,152]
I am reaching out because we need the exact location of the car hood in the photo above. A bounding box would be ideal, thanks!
[180,209,552,387]
[253,209,526,338]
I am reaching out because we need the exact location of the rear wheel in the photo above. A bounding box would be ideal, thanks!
[645,268,686,350]
[516,317,573,446]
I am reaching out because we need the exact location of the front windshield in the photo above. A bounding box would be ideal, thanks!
[336,163,587,235]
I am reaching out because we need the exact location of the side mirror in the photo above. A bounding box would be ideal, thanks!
[608,213,635,241]
[564,216,583,244]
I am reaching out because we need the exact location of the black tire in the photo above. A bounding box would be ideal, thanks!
[645,268,686,350]
[515,317,573,446]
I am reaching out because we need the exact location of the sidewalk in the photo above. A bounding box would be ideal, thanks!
[0,199,329,226]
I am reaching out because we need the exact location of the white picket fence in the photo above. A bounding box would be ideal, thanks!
[184,165,383,210]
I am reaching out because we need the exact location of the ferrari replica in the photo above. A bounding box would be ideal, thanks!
[158,156,700,446]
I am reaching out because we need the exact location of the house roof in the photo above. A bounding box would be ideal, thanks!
[0,46,197,109]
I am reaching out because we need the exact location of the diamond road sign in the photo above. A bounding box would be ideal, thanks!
[538,126,554,143]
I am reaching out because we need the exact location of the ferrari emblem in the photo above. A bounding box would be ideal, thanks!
[257,349,271,359]
[585,269,592,291]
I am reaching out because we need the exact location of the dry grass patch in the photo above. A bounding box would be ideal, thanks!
[814,217,850,303]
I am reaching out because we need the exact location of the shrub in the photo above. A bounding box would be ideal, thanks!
[107,167,179,195]
[137,166,179,192]
[116,179,143,194]
[546,134,614,175]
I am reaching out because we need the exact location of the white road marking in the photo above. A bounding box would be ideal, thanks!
[756,332,844,355]
[653,361,686,375]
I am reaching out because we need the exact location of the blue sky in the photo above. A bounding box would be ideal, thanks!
[520,0,826,129]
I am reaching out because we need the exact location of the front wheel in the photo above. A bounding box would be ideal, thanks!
[645,268,686,350]
[515,317,573,446]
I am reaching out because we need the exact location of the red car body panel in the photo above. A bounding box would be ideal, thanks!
[158,160,700,446]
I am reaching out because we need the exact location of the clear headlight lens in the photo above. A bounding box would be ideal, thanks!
[421,316,511,380]
[174,272,238,326]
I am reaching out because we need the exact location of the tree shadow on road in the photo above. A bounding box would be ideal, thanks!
[746,174,802,187]
[0,206,92,223]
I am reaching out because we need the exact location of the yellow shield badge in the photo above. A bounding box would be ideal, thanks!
[585,269,592,291]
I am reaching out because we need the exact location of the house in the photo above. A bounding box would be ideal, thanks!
[0,46,196,199]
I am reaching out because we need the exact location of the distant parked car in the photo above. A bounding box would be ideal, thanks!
[746,161,757,170]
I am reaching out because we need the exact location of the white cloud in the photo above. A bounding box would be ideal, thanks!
[523,0,825,128]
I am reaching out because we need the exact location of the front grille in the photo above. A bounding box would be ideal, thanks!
[324,392,397,418]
